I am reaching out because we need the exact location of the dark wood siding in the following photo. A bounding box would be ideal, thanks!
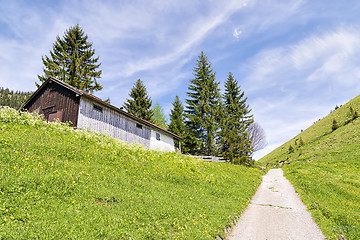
[22,81,80,127]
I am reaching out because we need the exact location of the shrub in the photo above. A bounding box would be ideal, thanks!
[349,106,359,120]
[299,137,304,146]
[331,119,339,132]
[288,145,294,153]
[232,155,253,166]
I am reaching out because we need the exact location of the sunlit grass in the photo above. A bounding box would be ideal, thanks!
[0,107,261,239]
[283,151,360,239]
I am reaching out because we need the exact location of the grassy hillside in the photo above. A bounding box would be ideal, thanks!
[261,94,360,166]
[259,96,360,239]
[0,107,261,239]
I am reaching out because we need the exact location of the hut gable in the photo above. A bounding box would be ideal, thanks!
[21,78,80,127]
[21,77,181,152]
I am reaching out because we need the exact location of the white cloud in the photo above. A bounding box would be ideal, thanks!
[243,26,360,159]
[233,28,242,38]
[98,0,251,77]
[291,29,360,67]
[244,27,360,92]
[234,0,305,38]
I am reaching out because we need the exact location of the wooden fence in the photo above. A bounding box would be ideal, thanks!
[191,155,228,163]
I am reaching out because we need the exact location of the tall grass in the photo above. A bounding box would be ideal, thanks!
[0,107,261,239]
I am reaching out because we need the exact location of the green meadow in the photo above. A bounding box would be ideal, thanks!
[0,107,261,239]
[260,95,360,239]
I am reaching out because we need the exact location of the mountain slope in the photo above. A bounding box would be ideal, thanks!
[0,107,261,239]
[259,95,360,239]
[260,94,360,166]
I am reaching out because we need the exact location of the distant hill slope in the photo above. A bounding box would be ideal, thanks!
[259,95,360,239]
[260,94,360,166]
[0,107,261,239]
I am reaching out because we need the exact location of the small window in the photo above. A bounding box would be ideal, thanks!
[93,104,103,113]
[42,105,55,114]
[136,123,143,129]
[156,133,161,141]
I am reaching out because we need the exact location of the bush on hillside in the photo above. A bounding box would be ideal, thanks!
[299,137,304,146]
[294,137,304,148]
[331,119,338,132]
[349,106,359,120]
[233,156,252,166]
[288,145,294,153]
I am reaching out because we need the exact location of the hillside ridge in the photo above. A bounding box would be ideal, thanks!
[260,94,360,165]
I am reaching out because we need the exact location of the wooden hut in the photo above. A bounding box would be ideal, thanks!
[20,77,181,152]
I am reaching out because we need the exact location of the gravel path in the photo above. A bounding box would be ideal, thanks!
[226,169,325,240]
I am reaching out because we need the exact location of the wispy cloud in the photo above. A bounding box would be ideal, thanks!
[231,0,305,39]
[243,26,360,158]
[291,29,360,86]
[88,0,251,77]
[244,27,360,92]
[1,0,250,92]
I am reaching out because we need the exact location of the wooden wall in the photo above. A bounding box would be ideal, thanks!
[77,97,152,148]
[23,81,80,127]
[22,79,177,152]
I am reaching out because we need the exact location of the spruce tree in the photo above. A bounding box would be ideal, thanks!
[124,79,154,122]
[151,102,167,129]
[168,96,186,153]
[220,72,253,164]
[37,25,102,94]
[168,95,185,137]
[185,51,221,155]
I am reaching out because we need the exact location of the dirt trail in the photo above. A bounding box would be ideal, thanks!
[226,169,325,240]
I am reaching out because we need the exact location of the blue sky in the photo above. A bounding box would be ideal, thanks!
[1,0,360,159]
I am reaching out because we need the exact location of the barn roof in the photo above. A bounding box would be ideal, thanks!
[21,77,182,140]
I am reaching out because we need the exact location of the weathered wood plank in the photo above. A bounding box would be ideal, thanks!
[23,81,80,127]
[77,97,151,148]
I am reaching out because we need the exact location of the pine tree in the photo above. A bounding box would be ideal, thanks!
[185,51,221,155]
[220,72,253,164]
[151,102,167,129]
[124,79,153,122]
[37,25,102,94]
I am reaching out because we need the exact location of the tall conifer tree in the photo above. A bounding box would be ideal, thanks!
[151,102,167,129]
[124,79,153,122]
[37,25,102,94]
[185,51,221,155]
[220,72,253,164]
[168,95,185,137]
[168,95,186,153]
